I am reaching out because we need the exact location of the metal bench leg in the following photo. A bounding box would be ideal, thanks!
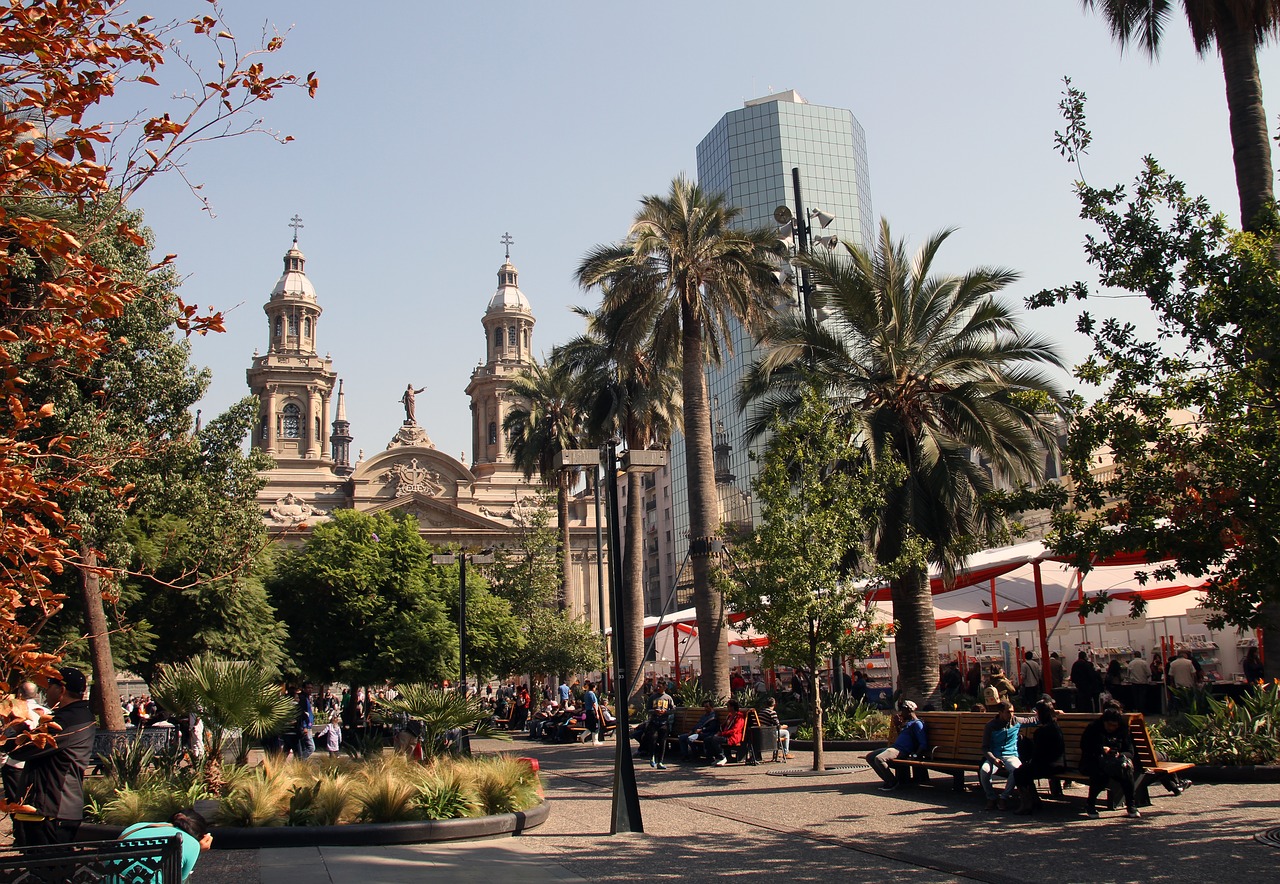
[952,771,965,792]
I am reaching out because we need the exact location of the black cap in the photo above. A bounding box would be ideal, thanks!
[55,666,88,695]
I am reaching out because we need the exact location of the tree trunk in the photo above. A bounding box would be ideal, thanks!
[79,546,125,731]
[1218,22,1274,233]
[557,471,571,612]
[1262,600,1280,682]
[889,566,939,707]
[624,467,647,709]
[681,305,729,701]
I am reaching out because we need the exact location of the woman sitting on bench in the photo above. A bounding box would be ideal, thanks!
[1014,699,1065,814]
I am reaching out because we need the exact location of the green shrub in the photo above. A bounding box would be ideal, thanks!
[417,760,481,821]
[469,755,539,815]
[1159,681,1280,766]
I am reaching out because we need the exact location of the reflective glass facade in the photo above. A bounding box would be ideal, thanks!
[666,93,873,608]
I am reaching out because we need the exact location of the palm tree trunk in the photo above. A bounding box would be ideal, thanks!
[889,566,939,706]
[624,467,646,708]
[1218,21,1274,232]
[681,305,729,700]
[79,546,125,731]
[557,471,570,612]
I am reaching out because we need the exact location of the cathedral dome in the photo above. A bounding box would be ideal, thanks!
[270,244,318,302]
[486,260,530,312]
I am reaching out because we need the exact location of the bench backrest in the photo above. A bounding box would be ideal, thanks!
[897,711,1155,769]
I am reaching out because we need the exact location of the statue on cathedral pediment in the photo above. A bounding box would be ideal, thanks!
[384,457,446,497]
[267,492,329,525]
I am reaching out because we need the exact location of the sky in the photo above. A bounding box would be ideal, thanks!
[119,1,1280,462]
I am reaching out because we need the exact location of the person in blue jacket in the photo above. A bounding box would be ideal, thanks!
[980,701,1038,810]
[865,700,926,790]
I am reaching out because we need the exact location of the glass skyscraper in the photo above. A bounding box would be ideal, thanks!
[663,90,874,609]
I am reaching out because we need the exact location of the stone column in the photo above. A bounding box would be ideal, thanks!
[313,391,325,460]
[494,395,506,461]
[265,386,278,454]
[308,387,322,458]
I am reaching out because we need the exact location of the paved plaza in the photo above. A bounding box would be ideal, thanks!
[193,736,1280,884]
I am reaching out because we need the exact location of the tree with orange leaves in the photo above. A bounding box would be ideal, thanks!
[0,0,315,742]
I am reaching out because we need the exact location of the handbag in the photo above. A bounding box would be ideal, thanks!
[1101,753,1133,779]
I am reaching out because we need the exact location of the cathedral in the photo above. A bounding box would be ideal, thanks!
[244,231,605,624]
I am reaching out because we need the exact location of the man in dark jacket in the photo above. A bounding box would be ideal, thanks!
[9,667,97,845]
[1071,652,1102,713]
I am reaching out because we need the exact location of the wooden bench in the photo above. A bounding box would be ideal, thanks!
[657,707,775,763]
[887,711,1193,799]
[568,719,618,742]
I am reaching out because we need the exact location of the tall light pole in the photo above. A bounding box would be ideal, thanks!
[774,166,838,321]
[432,550,494,696]
[556,444,666,835]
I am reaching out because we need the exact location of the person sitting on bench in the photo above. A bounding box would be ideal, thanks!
[866,700,925,791]
[1081,708,1143,818]
[705,699,746,766]
[1014,699,1066,814]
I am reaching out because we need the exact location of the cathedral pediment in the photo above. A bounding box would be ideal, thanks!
[354,447,476,501]
[364,493,507,531]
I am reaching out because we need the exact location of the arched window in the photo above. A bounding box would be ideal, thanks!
[523,328,530,349]
[508,326,517,346]
[488,421,497,445]
[288,314,299,337]
[282,403,301,438]
[274,317,282,338]
[494,328,503,349]
[303,317,311,338]
[315,416,321,441]
[260,413,268,442]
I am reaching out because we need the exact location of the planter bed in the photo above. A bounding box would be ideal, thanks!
[78,798,550,848]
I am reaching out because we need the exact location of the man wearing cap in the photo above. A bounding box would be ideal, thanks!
[865,700,926,791]
[8,667,97,845]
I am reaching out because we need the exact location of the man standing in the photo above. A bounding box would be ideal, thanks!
[1168,651,1198,689]
[9,667,97,845]
[1071,652,1102,713]
[1049,653,1065,691]
[866,700,926,791]
[295,684,315,760]
[1019,651,1042,708]
[1127,651,1151,685]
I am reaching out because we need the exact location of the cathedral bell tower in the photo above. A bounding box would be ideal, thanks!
[465,236,535,476]
[246,220,337,463]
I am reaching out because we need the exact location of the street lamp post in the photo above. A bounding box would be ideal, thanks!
[432,550,494,696]
[774,166,838,322]
[556,444,666,835]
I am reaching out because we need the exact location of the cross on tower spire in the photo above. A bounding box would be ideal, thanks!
[500,232,514,260]
[289,214,305,243]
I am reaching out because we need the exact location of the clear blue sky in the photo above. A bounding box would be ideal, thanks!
[125,1,1279,461]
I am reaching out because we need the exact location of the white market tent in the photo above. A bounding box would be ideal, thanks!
[633,538,1216,682]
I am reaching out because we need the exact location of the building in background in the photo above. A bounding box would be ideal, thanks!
[657,89,876,612]
[246,234,604,624]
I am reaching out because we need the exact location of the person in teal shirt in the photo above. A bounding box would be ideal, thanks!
[117,810,212,882]
[979,702,1038,810]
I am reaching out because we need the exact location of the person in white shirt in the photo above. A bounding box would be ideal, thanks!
[1167,651,1197,688]
[1127,651,1151,684]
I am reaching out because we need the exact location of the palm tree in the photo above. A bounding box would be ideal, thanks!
[375,684,508,759]
[151,655,295,789]
[1082,1,1280,231]
[555,306,681,708]
[576,175,786,699]
[741,219,1068,702]
[504,358,587,610]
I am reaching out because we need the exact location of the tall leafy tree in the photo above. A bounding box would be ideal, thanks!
[504,358,587,610]
[1081,0,1280,231]
[484,496,606,683]
[555,306,680,706]
[17,203,276,728]
[577,175,786,698]
[1035,87,1280,678]
[741,220,1067,701]
[268,510,459,686]
[727,391,898,770]
[0,0,313,704]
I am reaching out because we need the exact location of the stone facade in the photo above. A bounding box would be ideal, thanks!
[246,237,605,625]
